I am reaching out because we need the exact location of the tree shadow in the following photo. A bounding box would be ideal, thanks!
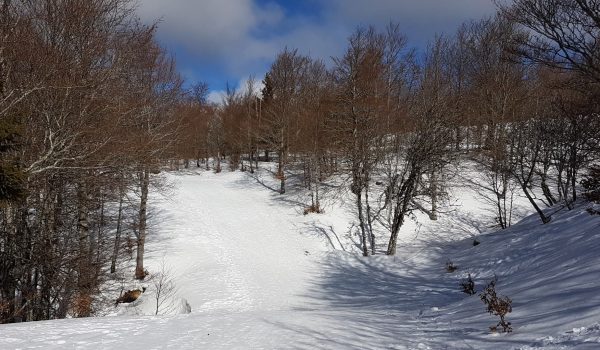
[229,165,312,211]
[298,221,348,251]
[269,247,534,349]
[242,169,281,194]
[299,252,459,314]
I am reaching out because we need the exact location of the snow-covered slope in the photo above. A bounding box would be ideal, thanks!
[140,170,328,314]
[1,169,599,349]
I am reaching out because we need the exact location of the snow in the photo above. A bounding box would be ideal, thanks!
[141,170,326,314]
[1,167,600,349]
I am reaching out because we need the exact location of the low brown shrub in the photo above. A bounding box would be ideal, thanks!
[303,204,324,215]
[480,276,513,333]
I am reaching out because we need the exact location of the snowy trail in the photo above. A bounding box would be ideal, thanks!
[145,170,325,313]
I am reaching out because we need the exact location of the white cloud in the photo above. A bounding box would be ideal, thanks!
[137,0,498,91]
[320,0,498,45]
[206,76,265,106]
[325,0,496,23]
[237,76,265,97]
[137,0,284,65]
[206,90,225,105]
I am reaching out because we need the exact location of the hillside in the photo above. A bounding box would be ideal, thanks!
[1,168,599,349]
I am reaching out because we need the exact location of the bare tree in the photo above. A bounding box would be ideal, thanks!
[503,0,600,85]
[331,26,389,256]
[0,0,183,321]
[151,260,178,316]
[382,35,453,255]
[260,48,310,194]
[297,60,330,214]
[331,24,414,255]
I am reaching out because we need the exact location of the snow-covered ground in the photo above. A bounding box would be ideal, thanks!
[1,167,600,349]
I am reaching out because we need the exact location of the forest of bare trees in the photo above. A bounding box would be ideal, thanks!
[205,3,600,256]
[1,0,599,323]
[0,0,189,322]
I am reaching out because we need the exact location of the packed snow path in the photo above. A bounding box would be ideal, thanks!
[144,170,326,313]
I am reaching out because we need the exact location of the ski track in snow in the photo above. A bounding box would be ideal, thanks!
[148,171,322,313]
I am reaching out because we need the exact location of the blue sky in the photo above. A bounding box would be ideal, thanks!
[137,0,500,101]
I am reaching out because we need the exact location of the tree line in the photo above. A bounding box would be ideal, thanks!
[190,1,600,257]
[0,0,599,323]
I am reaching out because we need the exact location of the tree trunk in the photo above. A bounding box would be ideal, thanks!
[522,185,551,224]
[356,190,369,257]
[386,201,410,256]
[540,173,556,206]
[110,190,125,274]
[255,147,259,170]
[76,182,92,317]
[430,169,439,220]
[215,152,222,173]
[249,149,254,173]
[386,175,417,256]
[364,187,376,255]
[135,170,150,280]
[278,147,285,194]
[496,191,507,229]
[571,165,578,205]
[386,204,406,256]
[95,193,105,275]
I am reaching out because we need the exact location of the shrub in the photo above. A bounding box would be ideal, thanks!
[71,293,93,318]
[303,204,324,215]
[460,274,476,295]
[581,165,600,202]
[480,276,513,333]
[586,207,600,215]
[446,260,458,273]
